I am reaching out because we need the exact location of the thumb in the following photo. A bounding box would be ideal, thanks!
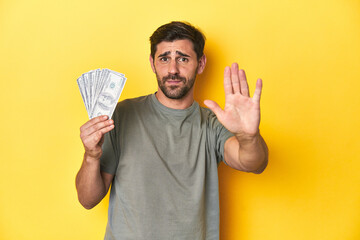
[98,134,105,146]
[204,100,224,118]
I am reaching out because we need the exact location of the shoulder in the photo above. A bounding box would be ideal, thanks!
[118,94,150,106]
[199,105,212,116]
[199,105,232,135]
[111,94,152,122]
[199,106,218,123]
[112,94,156,121]
[115,94,152,111]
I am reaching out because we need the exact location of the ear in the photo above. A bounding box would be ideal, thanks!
[197,54,207,74]
[149,55,156,73]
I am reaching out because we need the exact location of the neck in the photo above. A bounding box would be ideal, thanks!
[155,88,194,109]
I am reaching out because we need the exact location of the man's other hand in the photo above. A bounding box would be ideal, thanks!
[204,62,262,139]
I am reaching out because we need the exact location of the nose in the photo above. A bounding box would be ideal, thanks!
[168,59,179,75]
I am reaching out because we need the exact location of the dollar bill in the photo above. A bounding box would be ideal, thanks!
[77,69,127,119]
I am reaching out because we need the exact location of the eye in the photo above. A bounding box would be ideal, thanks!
[178,57,189,63]
[159,57,169,62]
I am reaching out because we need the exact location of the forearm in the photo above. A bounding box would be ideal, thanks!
[236,132,268,173]
[76,153,107,209]
[225,133,268,173]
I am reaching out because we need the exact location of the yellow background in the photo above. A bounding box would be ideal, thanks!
[1,0,359,239]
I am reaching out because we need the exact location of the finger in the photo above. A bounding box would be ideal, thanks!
[204,100,224,119]
[239,69,249,97]
[253,78,263,103]
[231,63,241,94]
[223,66,233,95]
[83,124,114,148]
[81,118,114,139]
[82,119,114,139]
[80,115,109,132]
[83,131,102,150]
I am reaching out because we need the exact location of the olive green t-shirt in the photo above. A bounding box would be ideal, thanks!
[100,94,233,240]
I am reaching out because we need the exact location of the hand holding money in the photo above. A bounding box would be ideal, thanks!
[77,68,126,160]
[80,115,114,161]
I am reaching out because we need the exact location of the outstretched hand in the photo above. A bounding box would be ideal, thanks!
[204,63,262,139]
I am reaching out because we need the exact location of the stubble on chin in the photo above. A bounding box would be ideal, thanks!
[156,74,195,100]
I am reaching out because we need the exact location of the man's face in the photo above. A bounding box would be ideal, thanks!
[150,39,206,100]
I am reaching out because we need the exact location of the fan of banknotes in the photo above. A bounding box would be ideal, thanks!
[77,69,127,119]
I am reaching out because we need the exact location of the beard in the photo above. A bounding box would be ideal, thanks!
[155,69,197,100]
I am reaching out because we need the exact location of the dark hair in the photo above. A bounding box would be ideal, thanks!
[149,21,206,60]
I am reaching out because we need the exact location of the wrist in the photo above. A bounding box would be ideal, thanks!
[84,152,101,164]
[235,130,260,145]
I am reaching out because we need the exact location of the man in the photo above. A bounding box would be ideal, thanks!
[76,21,268,239]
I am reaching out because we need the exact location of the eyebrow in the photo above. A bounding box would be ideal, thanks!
[176,51,190,57]
[157,51,190,58]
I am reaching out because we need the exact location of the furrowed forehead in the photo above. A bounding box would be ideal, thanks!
[154,40,196,57]
[157,51,190,58]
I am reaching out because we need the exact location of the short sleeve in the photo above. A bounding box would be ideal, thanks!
[206,110,234,165]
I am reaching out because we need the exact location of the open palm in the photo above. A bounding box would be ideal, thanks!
[204,63,262,137]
